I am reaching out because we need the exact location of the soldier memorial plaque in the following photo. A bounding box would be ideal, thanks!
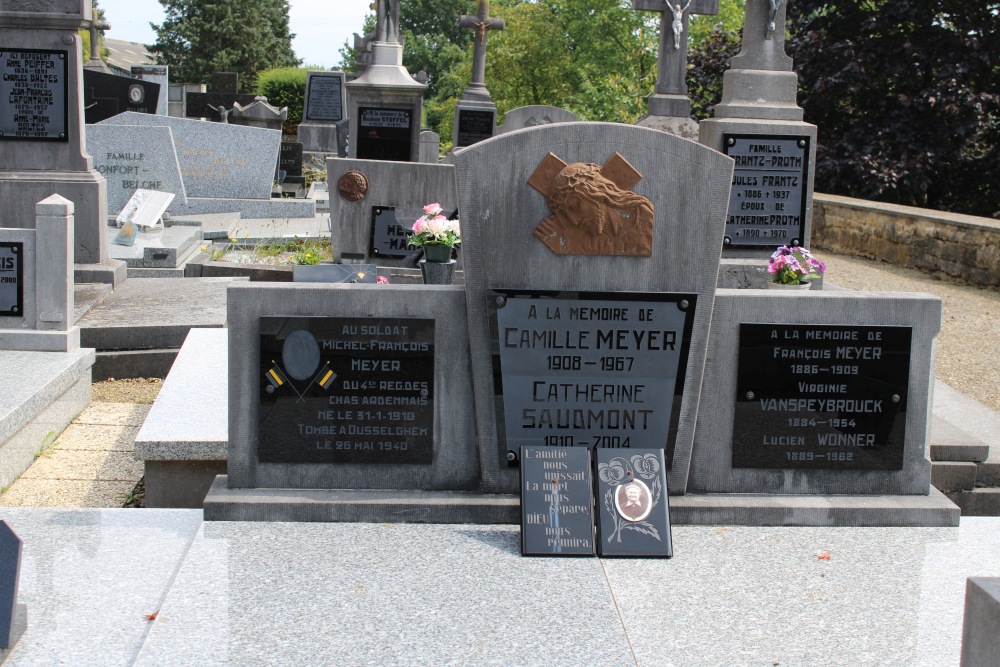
[520,446,595,556]
[492,291,696,460]
[0,49,68,141]
[594,448,672,558]
[304,75,344,122]
[356,107,413,162]
[0,243,22,317]
[733,324,912,470]
[722,134,809,248]
[369,206,416,259]
[258,316,434,465]
[455,109,494,148]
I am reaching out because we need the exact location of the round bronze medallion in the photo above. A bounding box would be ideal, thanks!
[338,171,369,202]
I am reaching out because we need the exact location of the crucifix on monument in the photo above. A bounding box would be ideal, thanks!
[453,0,505,147]
[633,0,718,137]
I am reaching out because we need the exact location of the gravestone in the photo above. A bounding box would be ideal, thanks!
[86,123,187,215]
[455,122,733,496]
[131,64,169,116]
[82,69,160,123]
[495,105,578,135]
[418,130,440,163]
[229,97,286,131]
[297,71,347,154]
[593,448,672,557]
[0,522,25,657]
[0,194,79,352]
[961,578,1000,666]
[98,112,279,199]
[279,141,303,177]
[453,0,504,148]
[699,0,818,257]
[345,2,425,162]
[326,157,457,266]
[520,446,595,556]
[633,0,719,138]
[0,1,112,272]
[186,72,253,122]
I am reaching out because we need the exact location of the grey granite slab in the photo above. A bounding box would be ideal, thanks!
[107,226,202,268]
[172,197,315,219]
[166,212,241,240]
[0,349,94,445]
[603,519,1000,667]
[97,112,280,200]
[77,277,241,351]
[0,508,202,667]
[135,328,228,462]
[86,124,188,216]
[136,522,633,667]
[0,510,995,665]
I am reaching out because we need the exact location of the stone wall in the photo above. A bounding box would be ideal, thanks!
[812,193,1000,290]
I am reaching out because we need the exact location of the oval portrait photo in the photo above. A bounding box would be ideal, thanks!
[614,479,653,523]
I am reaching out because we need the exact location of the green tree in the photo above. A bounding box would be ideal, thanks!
[151,0,300,92]
[787,0,1000,218]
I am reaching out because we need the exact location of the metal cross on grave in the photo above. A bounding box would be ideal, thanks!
[458,0,505,101]
[633,0,719,117]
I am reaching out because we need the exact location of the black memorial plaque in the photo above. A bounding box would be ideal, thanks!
[356,106,412,162]
[455,109,495,148]
[594,448,672,558]
[492,291,697,461]
[258,316,434,465]
[369,206,418,260]
[733,324,912,470]
[0,243,23,317]
[0,48,68,141]
[520,446,595,556]
[83,70,160,124]
[278,141,303,177]
[722,134,810,248]
[304,75,344,122]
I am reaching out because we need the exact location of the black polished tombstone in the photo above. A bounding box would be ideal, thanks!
[356,107,413,162]
[279,142,303,178]
[0,521,25,656]
[455,109,494,148]
[0,243,23,317]
[520,446,595,556]
[83,70,160,124]
[593,448,673,558]
[0,48,68,141]
[491,290,697,464]
[733,324,912,470]
[369,206,420,263]
[258,316,435,465]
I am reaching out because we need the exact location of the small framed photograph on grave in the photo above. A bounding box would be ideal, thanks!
[520,446,595,556]
[593,448,672,558]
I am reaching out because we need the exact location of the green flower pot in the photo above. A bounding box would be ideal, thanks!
[422,244,453,263]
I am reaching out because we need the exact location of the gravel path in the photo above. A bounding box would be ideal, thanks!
[822,252,1000,412]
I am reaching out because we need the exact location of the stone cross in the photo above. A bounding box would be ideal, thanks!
[633,0,719,117]
[729,0,793,72]
[458,0,505,101]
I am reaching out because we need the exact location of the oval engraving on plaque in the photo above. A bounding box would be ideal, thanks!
[338,171,369,202]
[614,479,653,523]
[282,329,321,381]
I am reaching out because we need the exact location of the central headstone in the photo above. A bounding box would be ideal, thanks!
[297,71,347,154]
[455,122,734,495]
[453,0,504,148]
